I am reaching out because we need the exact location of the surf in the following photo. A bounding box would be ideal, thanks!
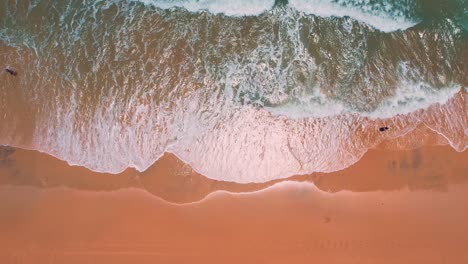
[0,0,466,183]
[137,0,420,31]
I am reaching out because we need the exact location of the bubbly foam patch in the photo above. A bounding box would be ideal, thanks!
[288,0,418,32]
[174,91,466,183]
[32,88,466,183]
[264,90,347,119]
[136,0,275,16]
[2,0,464,185]
[266,84,461,119]
[136,0,419,31]
[366,84,461,118]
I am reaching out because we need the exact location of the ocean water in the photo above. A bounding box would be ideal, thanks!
[0,0,466,182]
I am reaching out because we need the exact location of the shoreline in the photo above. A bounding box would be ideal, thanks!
[1,111,466,263]
[1,3,467,261]
[1,140,466,203]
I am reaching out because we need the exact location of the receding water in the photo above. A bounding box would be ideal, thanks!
[0,0,466,182]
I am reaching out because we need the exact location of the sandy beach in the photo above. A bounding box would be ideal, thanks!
[1,142,467,203]
[1,1,467,262]
[0,142,467,263]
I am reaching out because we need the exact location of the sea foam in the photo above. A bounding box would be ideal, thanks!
[136,0,275,16]
[31,87,466,183]
[1,0,464,184]
[266,84,462,119]
[136,0,419,31]
[289,0,418,32]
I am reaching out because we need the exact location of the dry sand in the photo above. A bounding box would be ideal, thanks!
[0,141,467,263]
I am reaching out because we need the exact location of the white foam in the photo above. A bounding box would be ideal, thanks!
[29,86,466,184]
[366,83,461,118]
[266,83,461,119]
[170,89,466,183]
[287,0,418,32]
[264,89,348,119]
[2,0,465,186]
[136,0,275,16]
[135,0,418,31]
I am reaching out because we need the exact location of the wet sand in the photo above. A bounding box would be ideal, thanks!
[0,142,467,263]
[1,5,467,262]
[1,142,467,203]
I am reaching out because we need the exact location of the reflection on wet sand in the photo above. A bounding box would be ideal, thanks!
[1,143,466,203]
[0,179,468,263]
[1,140,467,263]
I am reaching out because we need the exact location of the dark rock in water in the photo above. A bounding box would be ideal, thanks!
[379,126,389,132]
[0,146,16,159]
[5,68,17,76]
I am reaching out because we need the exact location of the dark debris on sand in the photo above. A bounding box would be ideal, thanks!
[5,68,18,76]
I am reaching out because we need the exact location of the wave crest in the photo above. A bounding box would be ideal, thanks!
[137,0,419,31]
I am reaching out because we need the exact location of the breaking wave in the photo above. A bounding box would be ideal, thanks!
[136,0,276,16]
[0,0,466,183]
[138,0,420,31]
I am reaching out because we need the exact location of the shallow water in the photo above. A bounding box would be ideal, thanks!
[0,0,466,182]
